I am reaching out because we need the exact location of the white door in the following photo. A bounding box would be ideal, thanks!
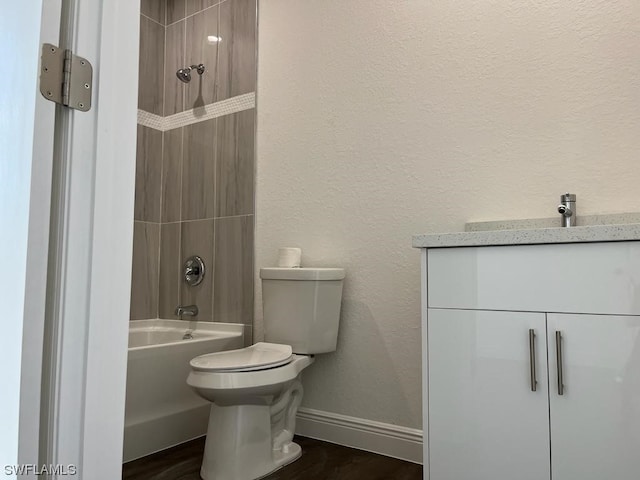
[1,0,60,474]
[428,308,550,480]
[1,1,139,478]
[548,313,640,480]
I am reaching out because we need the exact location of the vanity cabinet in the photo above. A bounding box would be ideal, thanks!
[422,241,640,480]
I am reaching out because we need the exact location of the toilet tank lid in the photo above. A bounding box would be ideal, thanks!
[260,267,345,281]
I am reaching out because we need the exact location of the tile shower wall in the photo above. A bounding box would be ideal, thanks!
[131,0,256,339]
[165,0,256,115]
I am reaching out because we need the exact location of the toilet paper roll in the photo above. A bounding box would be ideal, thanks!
[277,247,302,268]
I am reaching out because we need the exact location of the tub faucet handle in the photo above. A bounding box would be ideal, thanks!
[175,305,198,317]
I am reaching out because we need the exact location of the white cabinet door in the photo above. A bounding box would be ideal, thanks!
[428,309,550,480]
[547,314,640,480]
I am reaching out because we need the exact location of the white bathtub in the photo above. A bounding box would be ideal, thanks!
[123,319,244,462]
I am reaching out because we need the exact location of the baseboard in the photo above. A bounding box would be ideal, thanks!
[295,407,423,464]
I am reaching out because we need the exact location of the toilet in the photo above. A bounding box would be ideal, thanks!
[187,267,345,480]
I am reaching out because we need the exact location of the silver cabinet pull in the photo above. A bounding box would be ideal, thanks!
[556,331,564,395]
[529,329,537,392]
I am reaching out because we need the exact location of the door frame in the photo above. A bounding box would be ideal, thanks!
[9,0,140,478]
[76,1,139,474]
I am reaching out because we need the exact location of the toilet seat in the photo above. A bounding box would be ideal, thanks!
[188,354,314,393]
[190,342,293,372]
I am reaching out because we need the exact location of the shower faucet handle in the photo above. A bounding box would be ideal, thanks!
[184,255,205,286]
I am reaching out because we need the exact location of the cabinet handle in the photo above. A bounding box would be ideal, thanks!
[556,331,564,395]
[528,329,537,392]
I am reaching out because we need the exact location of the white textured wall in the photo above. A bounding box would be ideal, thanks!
[256,0,640,429]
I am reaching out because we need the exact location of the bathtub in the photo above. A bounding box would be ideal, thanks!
[123,319,244,462]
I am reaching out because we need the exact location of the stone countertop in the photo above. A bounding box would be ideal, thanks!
[412,221,640,249]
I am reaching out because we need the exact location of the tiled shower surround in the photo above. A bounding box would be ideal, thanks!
[131,0,256,339]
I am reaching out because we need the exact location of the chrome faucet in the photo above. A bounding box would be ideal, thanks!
[175,305,198,317]
[557,193,576,227]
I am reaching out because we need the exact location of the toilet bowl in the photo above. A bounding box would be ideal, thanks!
[188,267,345,480]
[187,343,314,480]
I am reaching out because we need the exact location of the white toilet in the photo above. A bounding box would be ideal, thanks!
[187,267,345,480]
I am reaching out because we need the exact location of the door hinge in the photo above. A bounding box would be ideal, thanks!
[40,43,92,112]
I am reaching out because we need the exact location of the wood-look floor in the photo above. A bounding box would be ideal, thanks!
[122,436,423,480]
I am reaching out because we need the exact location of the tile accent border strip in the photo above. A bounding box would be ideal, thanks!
[137,110,164,130]
[137,92,256,132]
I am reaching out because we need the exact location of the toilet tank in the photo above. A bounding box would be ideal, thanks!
[260,268,345,354]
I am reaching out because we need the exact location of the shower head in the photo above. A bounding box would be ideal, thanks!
[176,64,206,83]
[176,68,191,83]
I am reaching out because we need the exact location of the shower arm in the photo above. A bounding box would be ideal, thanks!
[187,64,205,75]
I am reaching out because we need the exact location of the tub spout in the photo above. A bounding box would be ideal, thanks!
[175,305,198,317]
